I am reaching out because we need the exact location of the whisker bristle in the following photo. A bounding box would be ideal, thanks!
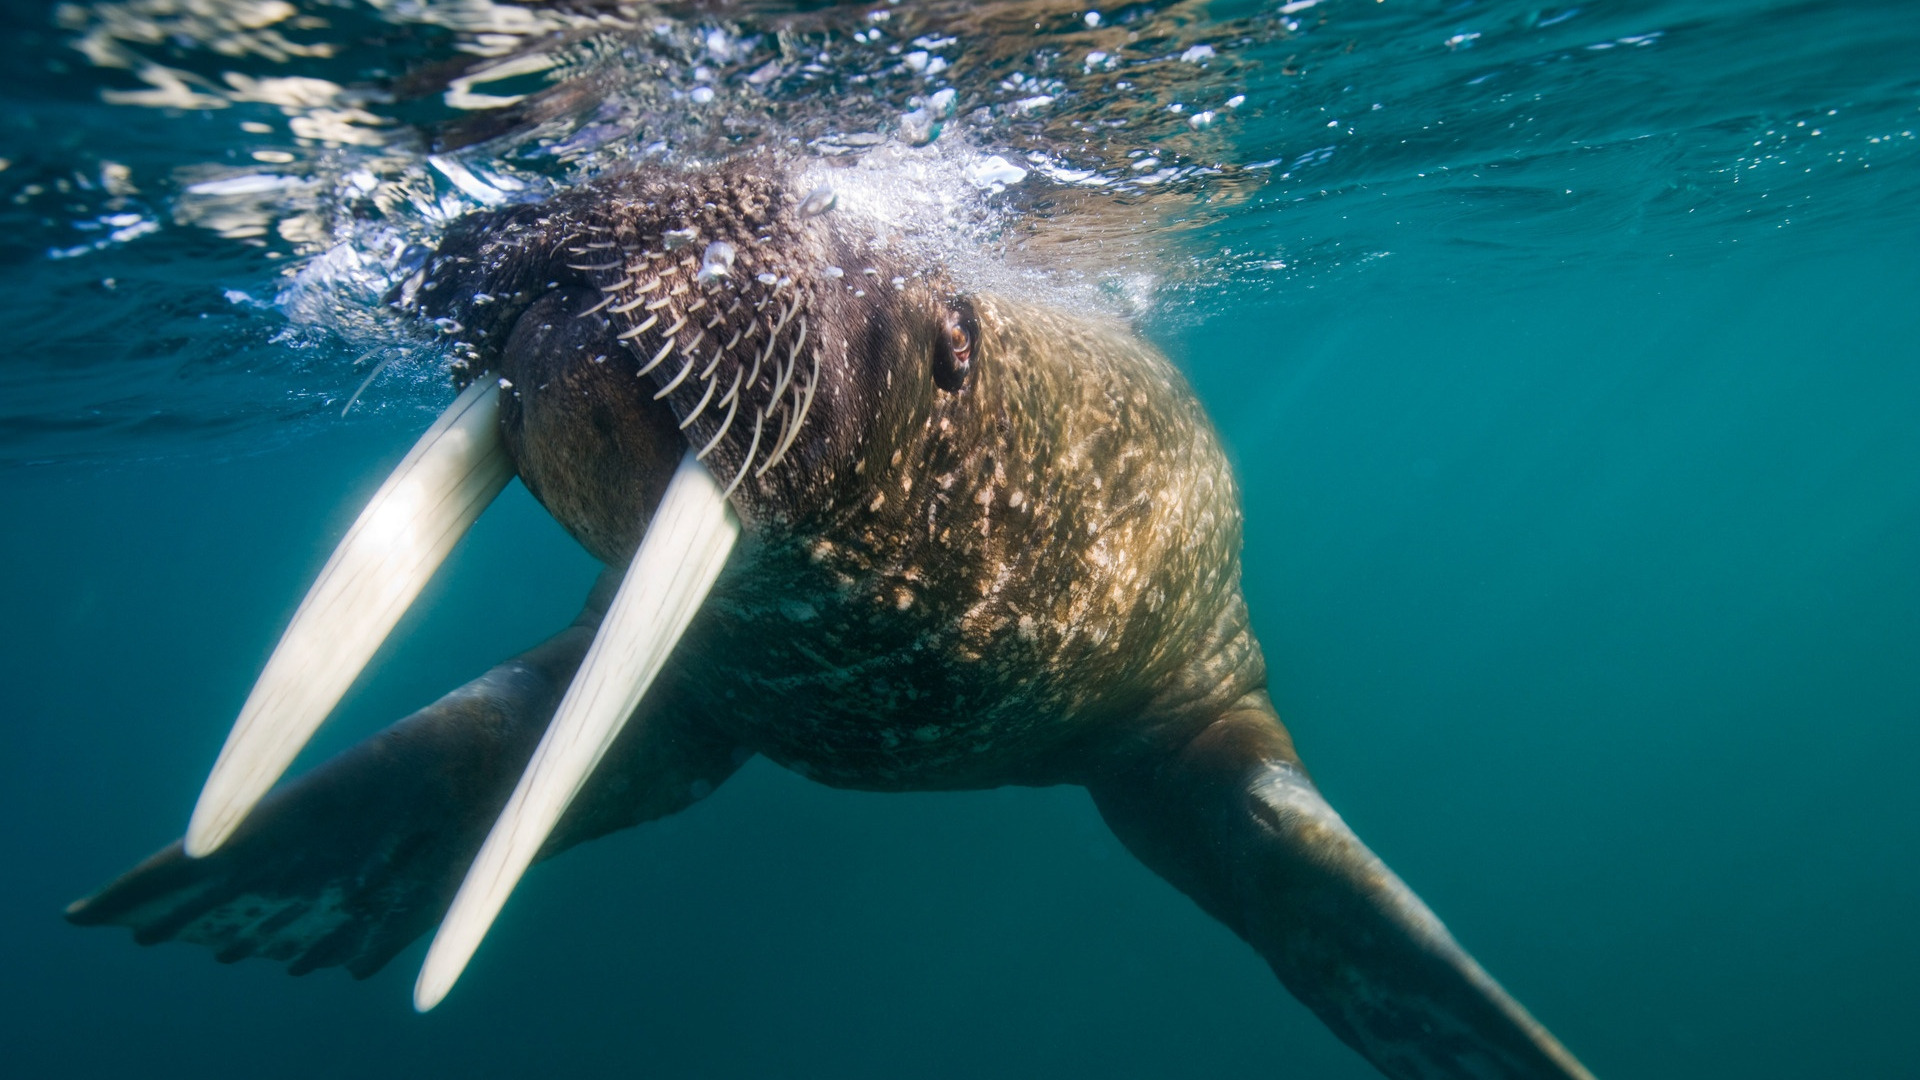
[766,355,821,469]
[756,403,793,479]
[679,371,719,429]
[616,313,659,340]
[653,349,696,399]
[636,337,675,376]
[769,317,807,403]
[697,343,722,380]
[723,411,766,498]
[696,380,740,460]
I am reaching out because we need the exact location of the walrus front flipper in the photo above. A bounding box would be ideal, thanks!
[67,578,743,979]
[1089,695,1593,1080]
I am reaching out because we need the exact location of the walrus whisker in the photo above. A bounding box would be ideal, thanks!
[577,294,616,318]
[653,349,697,399]
[340,348,398,417]
[757,305,795,362]
[615,314,658,340]
[773,298,799,336]
[606,295,649,315]
[696,373,742,461]
[564,260,623,272]
[598,276,633,294]
[185,379,512,857]
[768,352,795,412]
[417,451,738,1012]
[679,371,719,429]
[769,318,807,404]
[636,336,675,377]
[716,364,742,409]
[755,402,793,479]
[747,330,777,390]
[764,358,819,472]
[644,297,672,311]
[698,367,741,461]
[662,315,688,337]
[722,411,765,498]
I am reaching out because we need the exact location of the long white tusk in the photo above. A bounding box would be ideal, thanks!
[185,380,512,858]
[414,450,740,1012]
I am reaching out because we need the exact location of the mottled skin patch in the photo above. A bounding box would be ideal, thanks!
[70,159,1596,1080]
[690,294,1259,789]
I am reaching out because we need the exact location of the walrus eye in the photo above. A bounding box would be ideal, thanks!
[934,299,977,393]
[944,314,971,361]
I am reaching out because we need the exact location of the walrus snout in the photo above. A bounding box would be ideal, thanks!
[407,160,984,541]
[496,285,684,564]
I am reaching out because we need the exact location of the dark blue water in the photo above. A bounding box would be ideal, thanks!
[3,1,1917,1077]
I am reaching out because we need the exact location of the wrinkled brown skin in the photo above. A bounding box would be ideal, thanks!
[69,160,1593,1080]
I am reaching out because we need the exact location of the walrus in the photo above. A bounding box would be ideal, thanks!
[67,157,1594,1080]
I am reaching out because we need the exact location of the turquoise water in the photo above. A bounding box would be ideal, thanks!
[3,1,1917,1076]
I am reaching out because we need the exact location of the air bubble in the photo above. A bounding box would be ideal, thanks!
[696,241,736,283]
[799,184,837,216]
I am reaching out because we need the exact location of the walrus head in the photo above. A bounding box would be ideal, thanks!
[403,157,981,560]
[184,156,1015,1007]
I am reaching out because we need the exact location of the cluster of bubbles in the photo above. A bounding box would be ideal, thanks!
[38,0,1283,394]
[14,0,1916,418]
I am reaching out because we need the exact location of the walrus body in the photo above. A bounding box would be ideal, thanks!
[70,159,1594,1080]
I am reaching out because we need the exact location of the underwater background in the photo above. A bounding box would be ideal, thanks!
[1,0,1916,1077]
